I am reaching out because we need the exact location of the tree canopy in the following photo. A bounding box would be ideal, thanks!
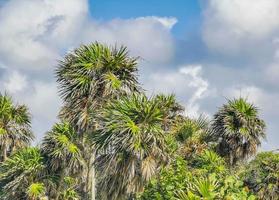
[0,42,275,200]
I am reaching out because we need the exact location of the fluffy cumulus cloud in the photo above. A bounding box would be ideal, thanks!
[81,16,176,64]
[0,0,176,72]
[2,70,28,93]
[0,0,88,70]
[144,65,211,118]
[203,0,279,55]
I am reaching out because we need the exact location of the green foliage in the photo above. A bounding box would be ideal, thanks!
[220,175,256,200]
[95,94,170,199]
[0,93,34,161]
[187,175,220,199]
[56,42,140,130]
[41,122,82,173]
[139,150,255,200]
[242,151,279,199]
[140,156,189,200]
[191,150,226,174]
[177,175,256,200]
[0,43,274,200]
[26,182,46,199]
[154,94,184,131]
[172,116,212,161]
[0,147,45,199]
[174,116,211,143]
[57,177,80,200]
[212,97,266,165]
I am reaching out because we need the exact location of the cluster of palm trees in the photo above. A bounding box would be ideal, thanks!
[0,42,270,200]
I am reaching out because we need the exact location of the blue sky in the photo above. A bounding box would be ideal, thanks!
[0,0,278,150]
[89,0,202,38]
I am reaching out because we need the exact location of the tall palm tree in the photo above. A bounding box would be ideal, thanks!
[56,42,140,199]
[0,93,34,161]
[94,94,169,200]
[41,122,82,199]
[0,147,46,199]
[212,97,266,166]
[56,42,140,130]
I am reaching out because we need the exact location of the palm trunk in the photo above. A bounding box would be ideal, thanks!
[229,153,234,168]
[2,143,7,161]
[55,170,65,200]
[78,112,97,200]
[86,153,96,200]
[90,153,96,200]
[82,147,96,200]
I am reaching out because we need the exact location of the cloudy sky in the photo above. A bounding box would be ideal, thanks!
[0,0,278,150]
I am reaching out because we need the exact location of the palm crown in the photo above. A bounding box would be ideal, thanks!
[0,147,45,199]
[94,94,170,199]
[41,122,82,174]
[212,98,266,165]
[56,42,140,130]
[0,93,33,161]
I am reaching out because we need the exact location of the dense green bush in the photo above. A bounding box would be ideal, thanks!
[242,151,279,199]
[139,150,256,200]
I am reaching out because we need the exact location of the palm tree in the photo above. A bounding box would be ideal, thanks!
[56,42,140,130]
[212,97,266,166]
[56,42,140,199]
[0,147,46,199]
[94,94,169,200]
[154,94,184,131]
[0,93,34,161]
[41,122,83,199]
[173,116,212,160]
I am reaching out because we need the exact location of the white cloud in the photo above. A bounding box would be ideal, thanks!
[203,0,279,53]
[225,86,263,107]
[3,71,27,94]
[265,39,279,85]
[0,0,176,70]
[144,65,211,117]
[141,16,177,29]
[26,82,61,121]
[265,63,279,85]
[179,66,209,117]
[0,0,88,70]
[81,17,176,63]
[7,80,61,140]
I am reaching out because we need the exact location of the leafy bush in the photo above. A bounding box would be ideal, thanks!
[242,151,279,199]
[139,151,255,200]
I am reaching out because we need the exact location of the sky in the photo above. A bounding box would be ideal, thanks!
[0,0,278,150]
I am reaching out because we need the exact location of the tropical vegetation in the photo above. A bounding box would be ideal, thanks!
[0,42,277,200]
